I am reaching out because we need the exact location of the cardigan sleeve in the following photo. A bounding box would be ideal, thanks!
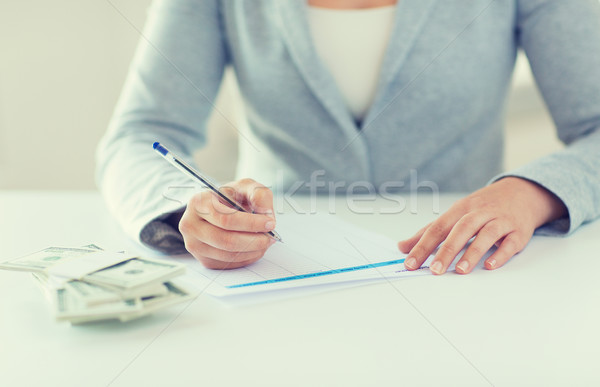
[96,0,227,252]
[493,0,600,235]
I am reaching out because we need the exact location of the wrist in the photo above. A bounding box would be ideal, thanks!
[497,177,567,228]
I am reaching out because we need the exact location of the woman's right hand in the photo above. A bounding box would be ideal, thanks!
[178,178,277,269]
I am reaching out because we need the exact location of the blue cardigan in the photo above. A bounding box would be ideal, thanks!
[96,0,600,251]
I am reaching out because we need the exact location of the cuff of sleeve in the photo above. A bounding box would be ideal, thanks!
[139,208,187,254]
[126,184,205,254]
[489,167,575,236]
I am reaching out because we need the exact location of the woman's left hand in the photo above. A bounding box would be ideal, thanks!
[398,177,567,275]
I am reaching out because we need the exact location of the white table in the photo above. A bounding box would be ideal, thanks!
[1,191,599,387]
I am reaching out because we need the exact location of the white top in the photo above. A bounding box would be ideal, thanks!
[307,5,397,121]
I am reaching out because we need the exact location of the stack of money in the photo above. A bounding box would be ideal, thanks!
[0,245,194,324]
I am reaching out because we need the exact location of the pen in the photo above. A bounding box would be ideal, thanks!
[153,142,283,243]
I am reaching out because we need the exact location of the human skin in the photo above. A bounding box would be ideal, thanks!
[398,177,567,274]
[178,179,277,270]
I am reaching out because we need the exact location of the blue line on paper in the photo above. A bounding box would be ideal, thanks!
[225,259,406,289]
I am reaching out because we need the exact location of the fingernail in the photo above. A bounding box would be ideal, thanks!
[265,221,275,231]
[430,261,444,275]
[487,258,496,269]
[456,260,469,274]
[405,257,417,269]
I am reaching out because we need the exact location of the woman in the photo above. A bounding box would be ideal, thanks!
[97,0,600,274]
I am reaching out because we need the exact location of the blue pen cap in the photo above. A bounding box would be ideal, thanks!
[153,142,168,156]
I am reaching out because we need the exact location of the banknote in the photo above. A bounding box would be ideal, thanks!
[54,287,143,323]
[81,244,104,251]
[56,281,192,324]
[31,272,53,303]
[63,280,123,306]
[65,280,168,306]
[7,245,192,324]
[88,280,170,300]
[118,281,194,322]
[83,257,185,290]
[0,247,98,272]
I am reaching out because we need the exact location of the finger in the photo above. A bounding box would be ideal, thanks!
[494,236,505,248]
[188,191,275,234]
[197,255,263,270]
[180,212,274,252]
[430,212,492,275]
[397,223,431,254]
[484,232,528,270]
[224,178,275,216]
[405,212,462,271]
[185,238,269,263]
[219,185,252,212]
[455,220,512,274]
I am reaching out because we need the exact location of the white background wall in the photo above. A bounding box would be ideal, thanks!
[0,1,563,190]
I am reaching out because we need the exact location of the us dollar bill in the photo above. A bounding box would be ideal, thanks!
[56,281,192,324]
[63,280,122,307]
[31,272,53,303]
[8,245,192,324]
[0,247,99,272]
[54,287,143,323]
[83,257,185,290]
[65,280,168,307]
[118,281,194,322]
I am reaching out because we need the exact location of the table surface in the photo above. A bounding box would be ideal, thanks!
[1,191,599,387]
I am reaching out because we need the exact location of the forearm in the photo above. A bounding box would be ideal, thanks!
[96,0,227,249]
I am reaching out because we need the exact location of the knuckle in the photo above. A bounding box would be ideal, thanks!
[459,196,484,213]
[483,222,504,238]
[188,193,205,210]
[183,238,202,256]
[467,243,486,257]
[215,211,233,229]
[452,197,466,208]
[178,216,193,236]
[253,186,273,201]
[455,197,472,212]
[458,213,476,228]
[502,235,521,254]
[238,178,256,186]
[437,243,458,258]
[193,192,213,216]
[427,222,447,237]
[218,184,235,195]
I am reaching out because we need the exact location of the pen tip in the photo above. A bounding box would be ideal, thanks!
[153,142,159,149]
